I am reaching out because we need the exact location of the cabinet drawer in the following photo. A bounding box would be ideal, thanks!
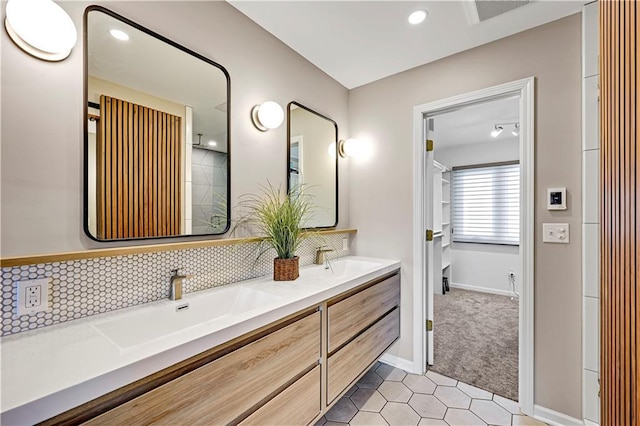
[327,308,400,403]
[328,273,400,353]
[240,365,321,426]
[86,311,320,426]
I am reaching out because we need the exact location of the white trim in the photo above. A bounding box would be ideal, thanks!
[412,77,535,415]
[449,282,518,298]
[533,405,583,426]
[584,420,599,426]
[379,353,417,374]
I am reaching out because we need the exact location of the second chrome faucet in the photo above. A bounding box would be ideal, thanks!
[315,247,335,269]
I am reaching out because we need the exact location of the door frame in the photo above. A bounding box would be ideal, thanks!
[411,77,535,415]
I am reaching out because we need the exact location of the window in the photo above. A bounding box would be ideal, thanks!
[451,162,520,245]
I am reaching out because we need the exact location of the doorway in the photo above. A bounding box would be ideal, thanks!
[411,77,535,416]
[426,96,521,401]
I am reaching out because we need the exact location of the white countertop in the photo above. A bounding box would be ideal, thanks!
[0,256,400,425]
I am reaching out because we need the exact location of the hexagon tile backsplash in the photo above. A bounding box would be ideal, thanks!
[1,233,351,336]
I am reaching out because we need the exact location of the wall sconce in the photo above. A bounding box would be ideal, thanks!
[338,138,362,158]
[251,101,284,131]
[4,0,77,61]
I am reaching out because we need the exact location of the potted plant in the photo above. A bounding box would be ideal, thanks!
[235,182,315,281]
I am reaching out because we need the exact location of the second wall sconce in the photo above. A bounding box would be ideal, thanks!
[251,101,284,131]
[4,0,77,61]
[338,138,361,158]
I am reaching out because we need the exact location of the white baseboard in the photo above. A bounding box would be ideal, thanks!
[534,405,583,426]
[450,282,518,298]
[379,353,420,375]
[583,420,599,426]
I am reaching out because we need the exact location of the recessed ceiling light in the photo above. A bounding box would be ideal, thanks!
[408,10,428,25]
[109,29,129,41]
[208,140,217,147]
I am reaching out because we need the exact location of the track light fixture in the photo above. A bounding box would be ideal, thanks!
[491,122,519,138]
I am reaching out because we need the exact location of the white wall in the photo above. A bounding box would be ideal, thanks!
[448,244,520,295]
[348,15,583,418]
[581,2,600,423]
[0,1,349,257]
[435,138,520,295]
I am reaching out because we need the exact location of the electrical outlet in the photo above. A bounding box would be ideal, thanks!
[25,285,41,308]
[342,238,349,251]
[16,278,50,316]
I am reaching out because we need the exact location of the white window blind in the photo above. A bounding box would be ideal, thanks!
[452,162,520,245]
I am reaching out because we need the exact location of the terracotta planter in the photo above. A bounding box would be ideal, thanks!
[273,256,299,281]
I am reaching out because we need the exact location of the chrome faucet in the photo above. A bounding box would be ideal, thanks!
[169,269,193,300]
[315,247,335,269]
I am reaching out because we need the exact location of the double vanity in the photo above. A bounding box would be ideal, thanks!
[1,256,400,425]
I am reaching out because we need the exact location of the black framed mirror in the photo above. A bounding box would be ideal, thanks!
[287,102,338,229]
[83,6,230,241]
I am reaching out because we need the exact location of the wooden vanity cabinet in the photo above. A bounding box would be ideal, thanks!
[47,309,321,426]
[44,269,400,426]
[326,272,401,404]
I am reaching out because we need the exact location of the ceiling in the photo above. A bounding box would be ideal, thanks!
[228,0,583,89]
[431,95,519,149]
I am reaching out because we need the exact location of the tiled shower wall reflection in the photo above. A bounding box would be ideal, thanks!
[1,232,351,336]
[191,148,227,234]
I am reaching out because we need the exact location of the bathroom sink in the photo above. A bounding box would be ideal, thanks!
[305,258,383,278]
[92,286,283,350]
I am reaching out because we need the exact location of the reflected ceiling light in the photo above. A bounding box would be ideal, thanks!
[208,140,217,147]
[251,101,284,131]
[408,10,428,25]
[328,142,337,159]
[109,29,129,41]
[490,125,504,138]
[4,0,77,61]
[511,123,520,136]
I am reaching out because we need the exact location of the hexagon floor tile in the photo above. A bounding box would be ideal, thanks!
[403,374,437,394]
[320,364,548,426]
[350,388,387,412]
[433,386,472,409]
[378,381,414,403]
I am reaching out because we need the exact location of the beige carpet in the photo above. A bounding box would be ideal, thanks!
[430,287,519,401]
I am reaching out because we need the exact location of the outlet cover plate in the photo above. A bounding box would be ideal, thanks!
[16,278,50,316]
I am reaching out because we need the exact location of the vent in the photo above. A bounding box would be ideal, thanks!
[469,0,530,23]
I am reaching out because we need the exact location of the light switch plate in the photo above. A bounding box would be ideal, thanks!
[543,223,570,243]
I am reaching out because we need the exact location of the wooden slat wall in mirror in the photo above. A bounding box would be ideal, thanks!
[97,95,182,239]
[599,1,639,425]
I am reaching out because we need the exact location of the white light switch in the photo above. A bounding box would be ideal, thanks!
[543,223,570,243]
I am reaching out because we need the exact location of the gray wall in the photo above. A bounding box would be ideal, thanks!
[0,1,349,257]
[348,14,582,418]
